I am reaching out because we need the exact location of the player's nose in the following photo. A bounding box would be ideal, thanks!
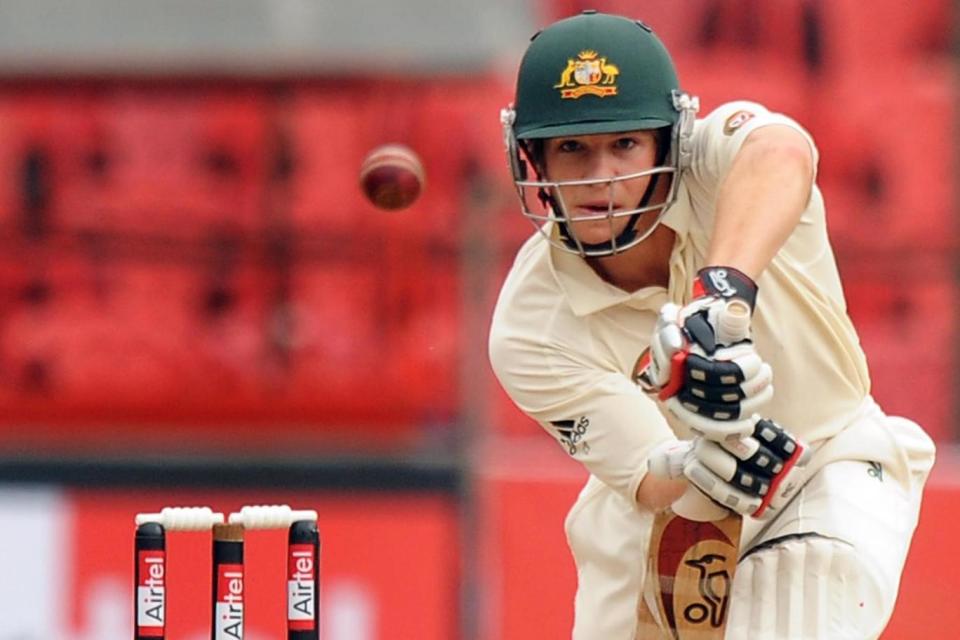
[583,149,621,181]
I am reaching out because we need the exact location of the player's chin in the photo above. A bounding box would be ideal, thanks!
[567,218,630,246]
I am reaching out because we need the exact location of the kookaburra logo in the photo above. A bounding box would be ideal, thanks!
[683,553,733,628]
[708,269,737,298]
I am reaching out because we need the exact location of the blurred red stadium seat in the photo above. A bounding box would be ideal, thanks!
[0,258,274,426]
[816,0,951,78]
[843,270,955,442]
[406,84,470,241]
[0,91,106,237]
[64,89,269,238]
[811,62,955,251]
[540,0,819,73]
[284,84,377,233]
[285,261,384,387]
[0,262,189,417]
[677,49,814,125]
[818,179,868,248]
[540,0,713,51]
[283,248,460,430]
[382,242,461,426]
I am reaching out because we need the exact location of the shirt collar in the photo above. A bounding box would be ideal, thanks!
[550,240,669,316]
[546,178,691,317]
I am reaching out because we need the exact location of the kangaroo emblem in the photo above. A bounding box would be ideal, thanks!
[554,59,577,88]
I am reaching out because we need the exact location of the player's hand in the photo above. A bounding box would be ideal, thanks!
[648,417,810,518]
[634,266,772,440]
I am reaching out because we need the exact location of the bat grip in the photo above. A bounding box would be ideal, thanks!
[716,298,751,344]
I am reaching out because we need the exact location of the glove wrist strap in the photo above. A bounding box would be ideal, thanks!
[694,266,758,309]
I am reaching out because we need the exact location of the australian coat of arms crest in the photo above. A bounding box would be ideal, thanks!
[554,50,619,99]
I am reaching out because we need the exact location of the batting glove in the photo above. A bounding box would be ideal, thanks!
[634,266,773,440]
[648,417,810,519]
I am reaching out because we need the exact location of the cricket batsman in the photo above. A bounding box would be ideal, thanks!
[488,10,936,639]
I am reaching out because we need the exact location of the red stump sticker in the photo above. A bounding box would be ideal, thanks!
[215,564,244,640]
[136,551,165,636]
[288,543,317,631]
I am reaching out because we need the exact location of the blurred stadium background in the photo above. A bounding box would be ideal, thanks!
[0,1,955,638]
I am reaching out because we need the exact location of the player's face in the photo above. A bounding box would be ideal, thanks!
[542,130,661,246]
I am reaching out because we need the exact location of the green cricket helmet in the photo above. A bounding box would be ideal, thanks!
[500,10,700,256]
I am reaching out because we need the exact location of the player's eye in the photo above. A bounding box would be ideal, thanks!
[557,139,584,153]
[614,137,639,150]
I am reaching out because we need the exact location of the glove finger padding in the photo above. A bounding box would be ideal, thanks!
[665,397,762,440]
[669,384,776,441]
[666,418,811,518]
[677,342,770,407]
[682,452,763,516]
[692,438,779,499]
[740,361,774,398]
[687,343,766,384]
[640,345,773,428]
[667,346,773,440]
[749,418,811,518]
[635,296,773,434]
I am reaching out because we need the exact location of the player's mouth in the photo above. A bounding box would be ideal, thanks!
[572,202,625,218]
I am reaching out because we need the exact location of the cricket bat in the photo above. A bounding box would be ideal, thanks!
[637,299,751,640]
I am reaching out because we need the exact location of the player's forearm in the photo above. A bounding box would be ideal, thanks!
[706,125,815,280]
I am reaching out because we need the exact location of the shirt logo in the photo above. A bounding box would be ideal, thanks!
[554,51,619,99]
[723,109,755,135]
[550,416,591,455]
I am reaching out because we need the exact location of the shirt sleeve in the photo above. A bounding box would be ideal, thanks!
[690,100,820,187]
[489,320,677,506]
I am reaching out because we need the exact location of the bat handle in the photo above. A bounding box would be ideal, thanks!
[717,298,751,344]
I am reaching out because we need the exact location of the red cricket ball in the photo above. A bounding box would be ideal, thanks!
[358,144,425,211]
